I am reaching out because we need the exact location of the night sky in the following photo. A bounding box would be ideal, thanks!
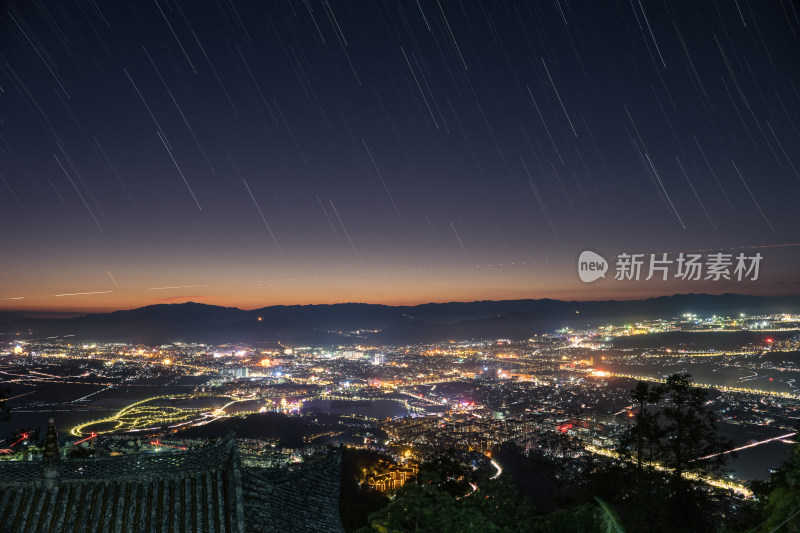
[1,0,800,312]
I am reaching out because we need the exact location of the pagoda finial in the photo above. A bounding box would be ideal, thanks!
[42,418,59,460]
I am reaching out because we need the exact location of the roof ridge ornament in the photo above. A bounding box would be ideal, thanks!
[42,418,60,490]
[42,418,59,461]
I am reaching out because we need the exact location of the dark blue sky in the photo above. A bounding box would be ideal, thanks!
[1,0,799,311]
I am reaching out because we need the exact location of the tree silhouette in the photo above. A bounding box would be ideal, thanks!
[0,385,11,422]
[656,374,731,484]
[630,381,663,474]
[618,373,733,532]
[752,431,800,532]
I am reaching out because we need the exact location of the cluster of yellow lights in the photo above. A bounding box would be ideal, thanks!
[70,394,233,437]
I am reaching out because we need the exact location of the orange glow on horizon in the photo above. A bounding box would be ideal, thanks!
[1,262,796,313]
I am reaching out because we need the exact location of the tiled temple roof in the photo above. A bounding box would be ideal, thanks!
[0,468,243,532]
[0,436,345,533]
[242,454,345,533]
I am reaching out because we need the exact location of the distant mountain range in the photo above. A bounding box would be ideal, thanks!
[1,293,799,346]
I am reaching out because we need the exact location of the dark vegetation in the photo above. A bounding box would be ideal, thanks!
[340,448,391,532]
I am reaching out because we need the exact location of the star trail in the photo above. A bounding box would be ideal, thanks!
[1,0,799,311]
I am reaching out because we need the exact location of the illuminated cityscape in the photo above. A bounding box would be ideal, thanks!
[2,0,800,530]
[2,308,800,528]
